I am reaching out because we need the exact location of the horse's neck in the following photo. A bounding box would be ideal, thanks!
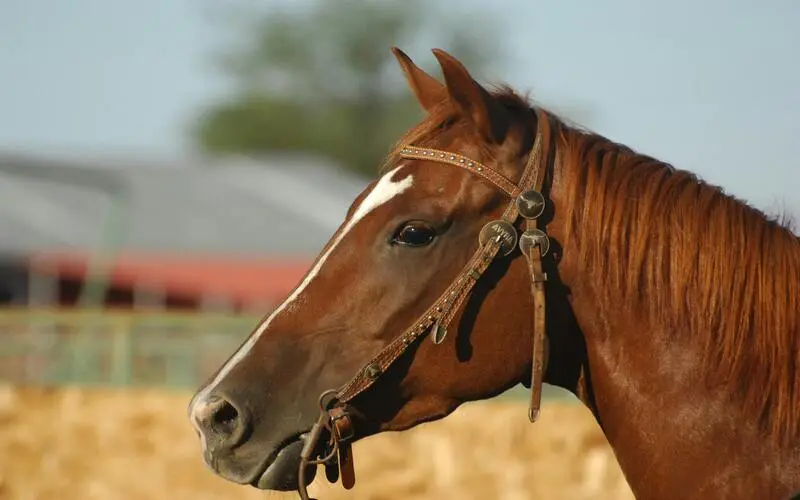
[544,174,800,500]
[551,258,799,498]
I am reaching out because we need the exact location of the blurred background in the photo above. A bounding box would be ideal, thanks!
[0,1,797,499]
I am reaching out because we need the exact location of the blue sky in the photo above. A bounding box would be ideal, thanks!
[1,0,798,218]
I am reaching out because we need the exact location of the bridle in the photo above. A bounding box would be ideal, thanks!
[297,107,556,499]
[297,107,557,500]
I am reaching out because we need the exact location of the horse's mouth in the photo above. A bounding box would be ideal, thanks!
[250,432,317,491]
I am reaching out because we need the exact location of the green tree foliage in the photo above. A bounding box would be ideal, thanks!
[192,0,501,178]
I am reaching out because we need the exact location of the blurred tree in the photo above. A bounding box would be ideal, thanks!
[192,0,502,178]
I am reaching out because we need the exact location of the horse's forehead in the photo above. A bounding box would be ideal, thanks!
[353,164,414,219]
[359,162,453,209]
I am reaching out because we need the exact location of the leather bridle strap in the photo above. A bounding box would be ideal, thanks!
[296,108,554,500]
[517,109,554,422]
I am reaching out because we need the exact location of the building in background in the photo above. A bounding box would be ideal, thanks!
[0,151,367,313]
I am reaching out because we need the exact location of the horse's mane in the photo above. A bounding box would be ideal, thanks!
[559,118,800,444]
[386,86,800,444]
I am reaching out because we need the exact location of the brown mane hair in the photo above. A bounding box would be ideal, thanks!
[384,85,800,444]
[560,121,800,445]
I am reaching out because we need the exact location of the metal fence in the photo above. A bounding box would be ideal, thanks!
[0,308,258,388]
[0,308,573,401]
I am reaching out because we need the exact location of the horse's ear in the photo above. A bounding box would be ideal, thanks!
[431,48,510,144]
[391,47,446,112]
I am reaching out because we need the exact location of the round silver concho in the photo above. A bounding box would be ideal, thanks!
[479,219,518,257]
[519,229,550,257]
[516,190,546,220]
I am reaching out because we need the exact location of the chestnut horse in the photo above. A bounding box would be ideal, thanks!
[188,47,800,499]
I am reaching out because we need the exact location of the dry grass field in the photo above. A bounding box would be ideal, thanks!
[0,384,634,500]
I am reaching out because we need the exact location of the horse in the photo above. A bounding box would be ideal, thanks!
[187,47,800,499]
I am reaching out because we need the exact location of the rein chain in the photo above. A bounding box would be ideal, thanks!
[297,108,556,500]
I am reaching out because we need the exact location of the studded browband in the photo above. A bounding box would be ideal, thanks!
[297,108,555,500]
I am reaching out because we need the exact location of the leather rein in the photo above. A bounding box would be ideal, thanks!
[297,108,556,500]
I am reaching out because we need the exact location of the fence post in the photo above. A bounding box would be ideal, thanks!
[110,316,132,385]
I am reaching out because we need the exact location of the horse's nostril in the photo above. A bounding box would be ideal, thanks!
[210,400,239,436]
[191,393,250,448]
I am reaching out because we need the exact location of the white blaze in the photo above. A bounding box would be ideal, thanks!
[189,165,413,426]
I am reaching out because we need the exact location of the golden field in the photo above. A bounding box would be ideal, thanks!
[0,384,634,500]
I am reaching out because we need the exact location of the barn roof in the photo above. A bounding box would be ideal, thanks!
[0,150,369,257]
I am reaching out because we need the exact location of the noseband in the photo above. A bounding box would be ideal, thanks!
[297,108,556,500]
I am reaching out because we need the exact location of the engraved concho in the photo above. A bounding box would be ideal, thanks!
[479,219,518,257]
[516,189,546,219]
[519,228,550,257]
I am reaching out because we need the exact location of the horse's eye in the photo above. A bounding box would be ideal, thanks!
[392,221,437,247]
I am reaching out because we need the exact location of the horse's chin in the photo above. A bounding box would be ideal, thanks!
[252,437,317,491]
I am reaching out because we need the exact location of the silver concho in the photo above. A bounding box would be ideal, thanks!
[479,219,518,257]
[519,229,550,257]
[516,190,546,220]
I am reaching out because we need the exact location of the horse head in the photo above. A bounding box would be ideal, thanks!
[186,47,582,495]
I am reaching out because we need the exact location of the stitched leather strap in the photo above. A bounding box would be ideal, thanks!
[520,109,553,421]
[524,243,548,422]
[336,238,503,403]
[400,147,517,196]
[329,407,355,489]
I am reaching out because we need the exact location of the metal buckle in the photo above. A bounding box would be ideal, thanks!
[330,408,355,442]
